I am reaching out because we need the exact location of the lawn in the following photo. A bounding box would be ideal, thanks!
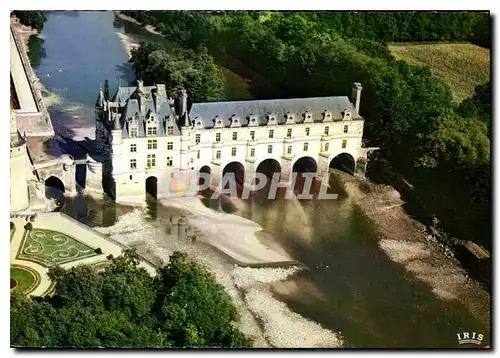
[11,265,39,294]
[389,43,490,102]
[16,228,97,267]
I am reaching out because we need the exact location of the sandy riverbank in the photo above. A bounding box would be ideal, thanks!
[332,169,490,325]
[115,11,163,36]
[95,204,345,348]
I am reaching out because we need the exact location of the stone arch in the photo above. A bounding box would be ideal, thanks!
[145,176,158,199]
[292,156,318,174]
[329,153,356,175]
[198,165,212,187]
[44,176,65,201]
[222,161,245,187]
[256,158,281,180]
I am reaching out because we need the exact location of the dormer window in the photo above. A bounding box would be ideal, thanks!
[248,114,259,127]
[323,111,332,122]
[230,115,241,128]
[267,114,277,126]
[286,112,295,124]
[303,112,313,123]
[194,117,204,129]
[342,109,352,121]
[214,115,224,128]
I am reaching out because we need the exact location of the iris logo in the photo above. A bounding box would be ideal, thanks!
[456,332,484,346]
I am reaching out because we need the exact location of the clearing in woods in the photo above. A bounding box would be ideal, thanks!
[389,43,490,102]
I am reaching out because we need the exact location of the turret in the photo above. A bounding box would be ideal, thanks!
[352,82,363,113]
[103,79,109,101]
[95,83,104,108]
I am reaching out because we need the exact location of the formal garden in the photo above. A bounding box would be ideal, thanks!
[16,225,98,268]
[10,265,40,295]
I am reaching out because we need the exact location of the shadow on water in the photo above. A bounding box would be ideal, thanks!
[239,177,489,348]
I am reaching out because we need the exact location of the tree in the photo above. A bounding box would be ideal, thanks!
[129,42,224,102]
[11,251,252,348]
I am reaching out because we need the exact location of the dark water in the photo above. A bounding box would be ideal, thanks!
[33,11,490,348]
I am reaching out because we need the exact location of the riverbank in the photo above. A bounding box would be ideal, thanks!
[115,11,162,36]
[331,169,490,326]
[94,204,345,348]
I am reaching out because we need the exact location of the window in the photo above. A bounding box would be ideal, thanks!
[130,144,137,152]
[305,127,310,136]
[190,158,194,164]
[147,139,157,150]
[287,145,292,154]
[250,131,255,140]
[250,148,255,157]
[147,154,156,168]
[167,126,174,135]
[216,133,221,142]
[232,132,238,141]
[130,128,137,138]
[195,134,201,144]
[269,129,274,138]
[268,145,273,154]
[304,142,309,151]
[287,128,292,138]
[166,157,173,167]
[167,142,173,150]
[324,126,330,135]
[130,159,137,169]
[231,147,237,156]
[130,175,133,180]
[344,125,348,134]
[197,151,200,159]
[216,150,221,159]
[147,126,157,136]
[324,143,329,151]
[342,140,347,149]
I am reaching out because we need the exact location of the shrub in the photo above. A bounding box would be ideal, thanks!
[106,254,114,260]
[24,222,33,231]
[95,248,103,255]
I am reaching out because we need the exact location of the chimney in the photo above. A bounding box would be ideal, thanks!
[176,89,189,127]
[352,82,363,113]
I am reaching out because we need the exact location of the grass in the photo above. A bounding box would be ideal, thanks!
[11,265,39,294]
[389,43,490,102]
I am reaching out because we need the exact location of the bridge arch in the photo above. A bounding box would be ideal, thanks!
[256,158,281,183]
[145,176,158,199]
[222,161,245,187]
[292,156,318,174]
[329,153,356,175]
[198,165,212,187]
[45,176,65,201]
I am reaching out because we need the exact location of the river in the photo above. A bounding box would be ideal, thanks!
[29,10,490,348]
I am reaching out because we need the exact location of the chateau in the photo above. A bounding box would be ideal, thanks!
[92,80,370,202]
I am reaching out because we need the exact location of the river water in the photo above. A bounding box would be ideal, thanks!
[29,10,490,348]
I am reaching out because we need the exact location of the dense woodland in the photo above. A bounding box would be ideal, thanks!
[123,11,491,256]
[12,11,46,31]
[11,251,251,348]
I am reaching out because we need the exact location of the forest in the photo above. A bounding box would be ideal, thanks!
[122,11,491,258]
[11,251,251,348]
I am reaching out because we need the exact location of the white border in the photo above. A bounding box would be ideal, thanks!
[3,2,497,357]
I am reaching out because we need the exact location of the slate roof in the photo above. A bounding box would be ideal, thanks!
[189,96,361,128]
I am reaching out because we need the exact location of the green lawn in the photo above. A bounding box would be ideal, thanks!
[11,266,38,294]
[16,228,97,267]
